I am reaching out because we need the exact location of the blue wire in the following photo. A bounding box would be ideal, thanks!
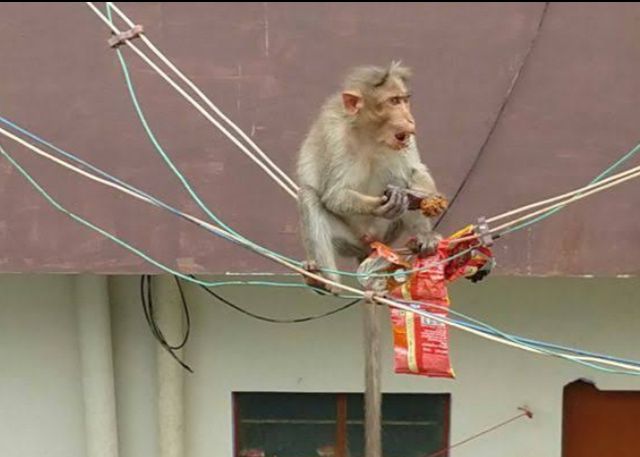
[450,315,640,376]
[0,120,349,293]
[102,4,462,280]
[503,141,640,235]
[399,299,640,375]
[2,129,638,373]
[0,117,238,247]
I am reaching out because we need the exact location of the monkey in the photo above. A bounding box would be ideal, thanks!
[295,62,446,457]
[296,61,445,294]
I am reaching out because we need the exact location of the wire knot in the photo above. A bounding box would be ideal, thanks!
[363,290,385,303]
[108,25,144,48]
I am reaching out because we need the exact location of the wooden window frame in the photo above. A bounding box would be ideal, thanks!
[233,392,450,457]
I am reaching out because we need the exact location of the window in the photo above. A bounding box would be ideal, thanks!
[234,392,450,457]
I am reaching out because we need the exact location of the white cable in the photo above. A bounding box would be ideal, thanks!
[85,2,298,200]
[0,127,156,208]
[0,127,253,251]
[105,1,299,194]
[490,168,640,234]
[86,1,640,246]
[382,299,640,373]
[3,126,638,373]
[487,164,640,224]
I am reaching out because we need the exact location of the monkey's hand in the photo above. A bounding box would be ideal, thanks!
[374,185,409,220]
[406,232,443,256]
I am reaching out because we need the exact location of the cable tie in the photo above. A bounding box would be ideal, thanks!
[108,25,144,48]
[476,216,494,247]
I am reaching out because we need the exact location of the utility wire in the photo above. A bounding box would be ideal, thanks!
[140,274,193,372]
[0,116,470,280]
[192,274,361,324]
[434,2,550,230]
[424,409,532,457]
[104,2,299,193]
[1,1,639,374]
[2,139,639,374]
[97,1,640,272]
[99,2,479,279]
[86,1,298,199]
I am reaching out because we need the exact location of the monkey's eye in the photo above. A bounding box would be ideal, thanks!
[389,97,402,106]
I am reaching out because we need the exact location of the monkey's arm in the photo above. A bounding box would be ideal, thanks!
[404,143,440,194]
[321,187,384,217]
[408,164,438,195]
[323,187,409,220]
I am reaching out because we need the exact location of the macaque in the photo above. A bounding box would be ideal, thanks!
[296,62,444,293]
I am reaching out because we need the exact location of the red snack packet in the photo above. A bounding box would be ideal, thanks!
[444,225,494,282]
[358,225,494,378]
[388,246,455,378]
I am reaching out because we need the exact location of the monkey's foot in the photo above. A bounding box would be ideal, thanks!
[406,233,443,257]
[301,261,341,295]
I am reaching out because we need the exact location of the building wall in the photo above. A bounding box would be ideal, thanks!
[0,276,86,457]
[3,2,640,276]
[1,274,639,457]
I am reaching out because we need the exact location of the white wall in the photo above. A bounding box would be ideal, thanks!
[1,274,639,457]
[0,275,85,457]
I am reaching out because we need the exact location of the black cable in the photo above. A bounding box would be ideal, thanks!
[173,276,191,350]
[433,2,550,231]
[190,275,361,324]
[140,271,359,373]
[140,275,194,373]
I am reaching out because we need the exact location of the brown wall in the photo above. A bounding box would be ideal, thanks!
[1,3,639,275]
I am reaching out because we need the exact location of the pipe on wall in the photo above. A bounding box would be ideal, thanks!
[153,276,186,457]
[75,274,120,457]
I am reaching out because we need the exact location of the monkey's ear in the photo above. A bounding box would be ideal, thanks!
[342,91,363,115]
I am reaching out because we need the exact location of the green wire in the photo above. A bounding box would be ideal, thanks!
[104,5,365,291]
[105,5,303,269]
[502,142,640,235]
[106,4,640,278]
[6,140,634,372]
[0,142,323,291]
[105,4,441,280]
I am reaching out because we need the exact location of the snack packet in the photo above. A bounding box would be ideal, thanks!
[358,226,495,377]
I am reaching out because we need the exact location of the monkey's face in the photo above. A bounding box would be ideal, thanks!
[375,78,416,151]
[342,76,416,151]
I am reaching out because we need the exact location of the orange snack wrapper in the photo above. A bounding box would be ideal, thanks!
[358,226,494,377]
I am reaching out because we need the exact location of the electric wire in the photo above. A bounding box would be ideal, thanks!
[86,1,298,199]
[96,2,475,279]
[498,142,640,235]
[394,298,640,375]
[490,166,640,235]
[104,2,299,193]
[0,116,468,281]
[140,275,193,372]
[424,409,532,457]
[0,137,326,291]
[94,1,640,271]
[433,2,549,230]
[105,3,304,269]
[2,138,638,374]
[3,4,640,374]
[192,275,362,324]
